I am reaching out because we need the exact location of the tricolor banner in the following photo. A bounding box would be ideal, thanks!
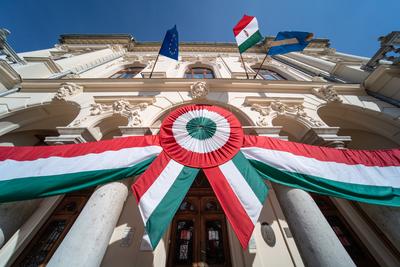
[0,136,161,202]
[133,105,268,249]
[233,15,263,53]
[0,104,399,251]
[243,136,400,206]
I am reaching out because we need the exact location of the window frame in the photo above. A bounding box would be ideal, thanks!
[110,66,144,79]
[184,67,215,79]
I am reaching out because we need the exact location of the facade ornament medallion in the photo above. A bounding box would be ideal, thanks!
[53,82,83,101]
[312,84,342,103]
[190,81,209,99]
[89,99,149,126]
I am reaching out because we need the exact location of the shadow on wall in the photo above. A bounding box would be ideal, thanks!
[0,102,80,146]
[318,103,400,149]
[101,193,167,267]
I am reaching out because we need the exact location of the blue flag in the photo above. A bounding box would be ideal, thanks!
[159,25,179,60]
[268,31,313,56]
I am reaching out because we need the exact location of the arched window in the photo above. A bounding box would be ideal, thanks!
[110,66,143,78]
[184,67,215,79]
[254,68,286,80]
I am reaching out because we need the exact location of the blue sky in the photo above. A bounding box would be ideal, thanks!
[1,0,399,57]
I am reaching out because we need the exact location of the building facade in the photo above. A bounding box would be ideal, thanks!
[0,31,400,267]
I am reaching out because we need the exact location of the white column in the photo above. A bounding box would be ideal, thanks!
[273,184,355,267]
[0,199,41,248]
[47,180,130,267]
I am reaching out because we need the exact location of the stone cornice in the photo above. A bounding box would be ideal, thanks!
[56,34,330,54]
[20,78,363,94]
[132,39,330,54]
[93,96,155,105]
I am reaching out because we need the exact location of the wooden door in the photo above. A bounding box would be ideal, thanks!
[168,173,231,267]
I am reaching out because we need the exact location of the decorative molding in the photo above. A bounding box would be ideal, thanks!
[190,81,209,99]
[90,98,151,126]
[45,127,97,144]
[20,78,363,94]
[251,104,271,126]
[118,126,151,136]
[246,97,325,127]
[245,96,304,106]
[23,57,62,73]
[312,84,342,103]
[0,59,21,89]
[93,96,155,105]
[53,82,83,101]
[301,127,351,147]
[63,73,81,79]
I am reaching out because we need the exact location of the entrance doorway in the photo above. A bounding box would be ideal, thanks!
[167,171,231,267]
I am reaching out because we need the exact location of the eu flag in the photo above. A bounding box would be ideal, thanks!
[268,31,313,56]
[159,25,179,60]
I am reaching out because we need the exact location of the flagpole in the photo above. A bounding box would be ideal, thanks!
[239,53,249,79]
[149,53,160,79]
[254,47,270,79]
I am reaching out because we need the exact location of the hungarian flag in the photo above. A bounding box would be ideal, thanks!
[233,15,263,53]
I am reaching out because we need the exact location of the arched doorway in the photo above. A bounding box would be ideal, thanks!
[152,103,251,266]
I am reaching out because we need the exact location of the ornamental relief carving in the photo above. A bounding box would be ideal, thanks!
[312,84,342,103]
[89,99,149,126]
[53,82,83,101]
[250,100,325,127]
[190,81,209,99]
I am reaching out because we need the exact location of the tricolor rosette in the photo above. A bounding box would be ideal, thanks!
[160,105,243,168]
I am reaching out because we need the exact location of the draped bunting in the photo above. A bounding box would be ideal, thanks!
[135,105,268,249]
[0,104,399,250]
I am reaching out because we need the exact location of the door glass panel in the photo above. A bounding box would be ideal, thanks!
[174,220,194,265]
[179,200,195,212]
[18,219,67,266]
[205,220,225,264]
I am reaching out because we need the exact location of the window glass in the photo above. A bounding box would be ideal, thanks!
[185,67,215,79]
[110,67,143,78]
[255,68,286,80]
[173,220,195,265]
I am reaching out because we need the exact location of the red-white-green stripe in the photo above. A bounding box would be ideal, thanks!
[204,151,268,249]
[242,136,400,206]
[233,15,263,53]
[132,152,199,250]
[0,136,161,202]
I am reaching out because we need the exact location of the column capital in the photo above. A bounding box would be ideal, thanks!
[253,126,288,140]
[118,126,151,137]
[45,127,97,145]
[301,127,351,147]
